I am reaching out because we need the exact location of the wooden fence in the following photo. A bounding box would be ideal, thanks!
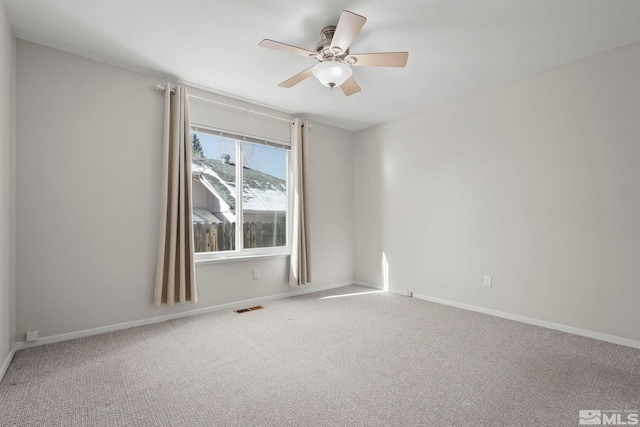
[193,220,286,253]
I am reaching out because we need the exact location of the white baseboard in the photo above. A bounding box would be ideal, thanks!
[16,280,637,353]
[353,281,411,296]
[12,281,355,351]
[353,281,383,290]
[353,280,640,349]
[353,280,412,297]
[1,350,15,382]
[389,289,413,297]
[411,292,640,350]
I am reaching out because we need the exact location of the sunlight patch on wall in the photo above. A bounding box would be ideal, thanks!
[382,252,389,291]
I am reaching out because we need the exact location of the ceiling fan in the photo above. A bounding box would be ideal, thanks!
[259,10,409,96]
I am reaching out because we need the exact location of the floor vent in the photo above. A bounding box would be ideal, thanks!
[234,305,264,314]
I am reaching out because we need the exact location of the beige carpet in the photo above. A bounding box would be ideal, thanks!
[1,285,639,426]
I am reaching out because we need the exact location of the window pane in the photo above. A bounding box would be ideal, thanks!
[241,141,287,249]
[191,131,236,253]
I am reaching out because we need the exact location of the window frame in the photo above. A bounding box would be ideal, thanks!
[190,124,292,263]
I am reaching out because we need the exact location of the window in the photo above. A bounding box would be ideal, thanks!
[190,126,290,259]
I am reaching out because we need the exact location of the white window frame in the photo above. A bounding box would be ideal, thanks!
[191,125,292,263]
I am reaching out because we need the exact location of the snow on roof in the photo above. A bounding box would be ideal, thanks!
[192,159,286,212]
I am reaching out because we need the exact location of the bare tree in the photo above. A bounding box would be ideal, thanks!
[243,144,255,167]
[218,140,255,167]
[220,139,236,163]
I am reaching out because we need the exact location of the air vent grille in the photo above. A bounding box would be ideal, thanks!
[234,305,264,314]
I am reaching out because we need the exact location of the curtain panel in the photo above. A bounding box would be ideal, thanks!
[289,118,311,286]
[154,84,198,306]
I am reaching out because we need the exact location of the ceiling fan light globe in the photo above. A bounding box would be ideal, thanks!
[312,61,352,88]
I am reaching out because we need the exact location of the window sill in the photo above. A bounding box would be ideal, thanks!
[195,252,290,265]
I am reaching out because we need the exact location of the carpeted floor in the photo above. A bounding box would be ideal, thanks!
[1,285,639,426]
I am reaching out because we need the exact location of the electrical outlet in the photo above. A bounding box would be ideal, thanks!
[253,269,260,280]
[26,330,39,342]
[483,275,492,287]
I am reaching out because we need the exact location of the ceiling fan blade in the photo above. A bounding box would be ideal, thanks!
[349,52,409,67]
[259,39,316,58]
[278,66,315,88]
[330,10,367,54]
[340,77,361,96]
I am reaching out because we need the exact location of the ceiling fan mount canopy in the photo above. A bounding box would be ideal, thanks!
[258,10,409,96]
[319,26,336,42]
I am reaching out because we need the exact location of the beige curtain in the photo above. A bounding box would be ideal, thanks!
[289,118,311,286]
[154,84,197,306]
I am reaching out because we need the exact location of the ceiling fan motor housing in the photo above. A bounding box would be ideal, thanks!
[314,26,352,62]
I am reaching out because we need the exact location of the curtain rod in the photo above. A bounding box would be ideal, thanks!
[154,83,295,125]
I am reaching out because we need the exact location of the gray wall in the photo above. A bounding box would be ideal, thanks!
[354,41,640,342]
[0,4,15,367]
[15,40,354,342]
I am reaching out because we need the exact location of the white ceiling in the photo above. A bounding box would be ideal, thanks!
[3,0,640,131]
